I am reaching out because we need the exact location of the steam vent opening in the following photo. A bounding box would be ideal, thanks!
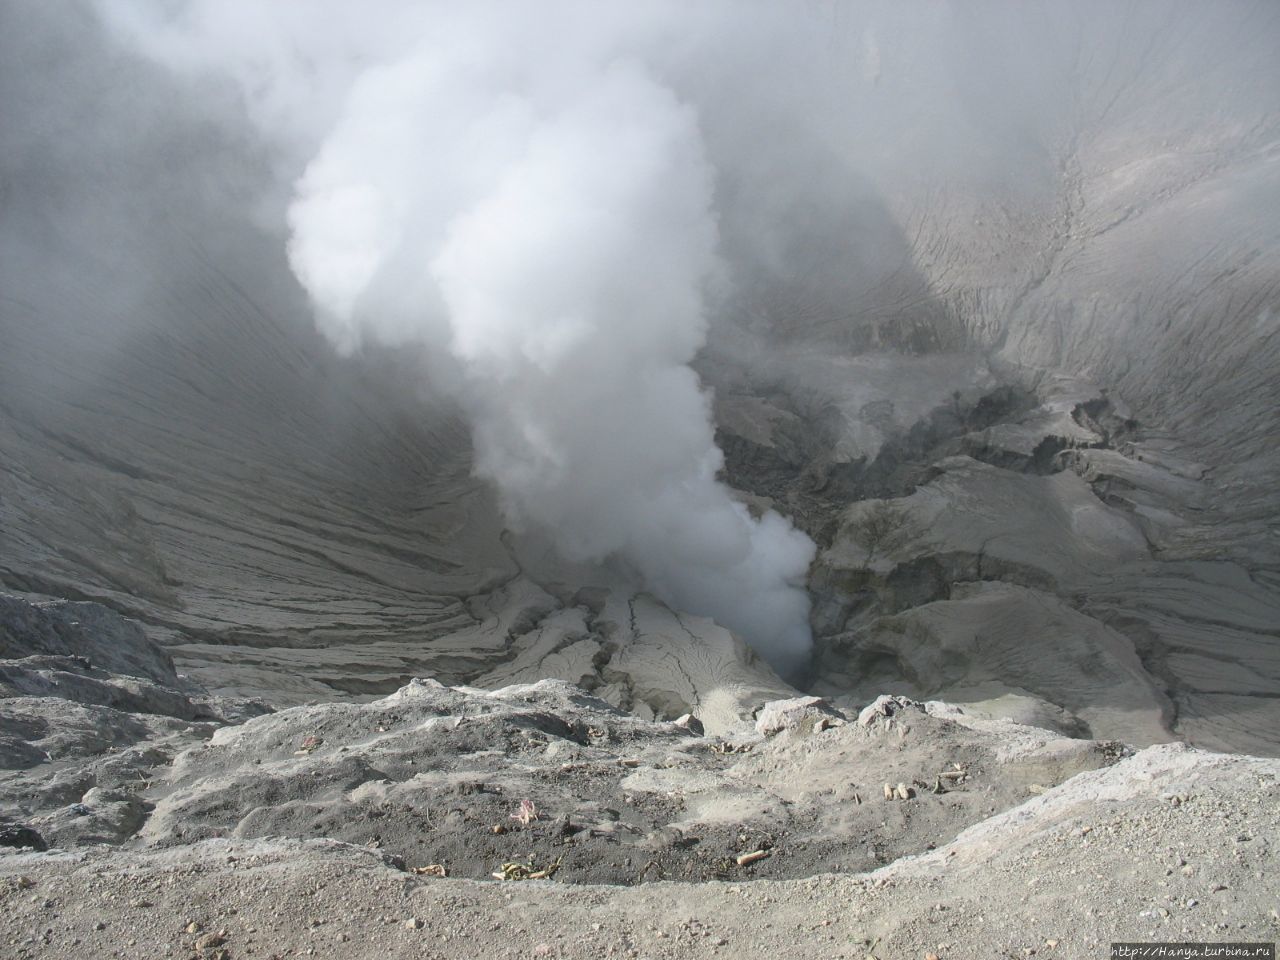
[3,1,1279,950]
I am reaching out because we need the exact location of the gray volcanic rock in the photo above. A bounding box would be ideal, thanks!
[714,364,1280,753]
[0,657,202,721]
[0,595,268,851]
[0,595,178,687]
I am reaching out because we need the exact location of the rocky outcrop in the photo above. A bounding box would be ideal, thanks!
[0,595,267,851]
[0,595,178,687]
[754,696,842,736]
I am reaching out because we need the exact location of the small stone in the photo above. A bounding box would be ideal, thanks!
[405,918,424,930]
[883,783,895,800]
[185,922,202,935]
[1157,908,1170,918]
[93,922,106,931]
[926,953,940,959]
[1045,941,1059,950]
[1180,865,1194,877]
[533,945,553,957]
[896,783,912,801]
[194,932,226,950]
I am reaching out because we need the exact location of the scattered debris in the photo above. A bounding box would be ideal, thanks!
[411,864,447,877]
[294,735,323,756]
[405,917,424,930]
[493,857,562,881]
[509,799,539,826]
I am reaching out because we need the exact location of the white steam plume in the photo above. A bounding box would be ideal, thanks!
[100,2,817,675]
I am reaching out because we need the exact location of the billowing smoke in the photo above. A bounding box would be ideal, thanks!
[101,2,817,674]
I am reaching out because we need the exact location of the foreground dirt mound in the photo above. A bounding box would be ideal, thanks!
[1,742,1275,960]
[136,681,1126,885]
[1,602,1276,957]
